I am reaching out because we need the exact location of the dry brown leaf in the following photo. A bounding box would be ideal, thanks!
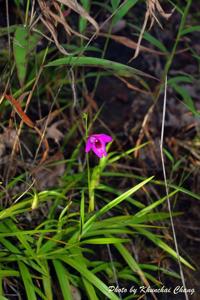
[3,128,19,149]
[99,33,165,56]
[0,128,19,158]
[100,19,126,34]
[31,152,65,190]
[46,120,65,144]
[5,94,49,164]
[115,75,150,95]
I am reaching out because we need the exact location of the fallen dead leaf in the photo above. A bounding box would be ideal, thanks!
[46,120,65,144]
[32,152,65,190]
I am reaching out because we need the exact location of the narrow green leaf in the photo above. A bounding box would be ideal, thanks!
[111,0,120,10]
[168,75,193,84]
[81,237,129,244]
[82,277,99,300]
[13,26,39,86]
[108,142,149,164]
[163,148,174,163]
[97,184,145,209]
[114,243,148,285]
[46,56,155,79]
[79,0,90,33]
[136,227,194,270]
[112,0,138,25]
[135,190,178,218]
[181,25,200,35]
[172,84,197,115]
[18,261,37,300]
[53,260,73,300]
[0,296,10,300]
[83,176,154,235]
[41,260,53,300]
[102,172,200,200]
[0,270,19,277]
[5,220,45,274]
[60,257,120,300]
[130,24,168,52]
[139,263,181,279]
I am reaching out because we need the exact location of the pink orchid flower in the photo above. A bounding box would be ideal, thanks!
[85,134,113,158]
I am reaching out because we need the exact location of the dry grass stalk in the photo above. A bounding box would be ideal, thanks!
[37,0,99,55]
[147,0,173,29]
[130,0,173,61]
[56,0,99,32]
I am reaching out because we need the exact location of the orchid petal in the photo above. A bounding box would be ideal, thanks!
[85,139,92,152]
[94,134,113,143]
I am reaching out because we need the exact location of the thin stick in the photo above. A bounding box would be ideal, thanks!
[107,244,122,300]
[68,68,77,107]
[160,76,188,300]
[5,0,11,59]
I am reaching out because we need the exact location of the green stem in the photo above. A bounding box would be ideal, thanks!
[84,114,93,212]
[25,0,31,27]
[87,154,94,212]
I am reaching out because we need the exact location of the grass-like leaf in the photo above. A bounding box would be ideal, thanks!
[53,260,73,300]
[46,56,155,79]
[83,176,154,235]
[136,227,194,270]
[18,261,37,300]
[59,256,120,300]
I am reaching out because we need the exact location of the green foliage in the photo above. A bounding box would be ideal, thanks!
[13,26,40,86]
[168,75,198,115]
[46,56,152,79]
[111,0,139,25]
[0,144,196,299]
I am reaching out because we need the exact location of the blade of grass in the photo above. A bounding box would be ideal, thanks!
[136,227,194,270]
[41,260,53,300]
[81,237,129,245]
[83,176,154,235]
[18,261,37,300]
[59,256,120,300]
[114,243,150,288]
[112,0,138,25]
[135,190,178,218]
[46,56,156,79]
[82,277,99,300]
[53,260,73,300]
